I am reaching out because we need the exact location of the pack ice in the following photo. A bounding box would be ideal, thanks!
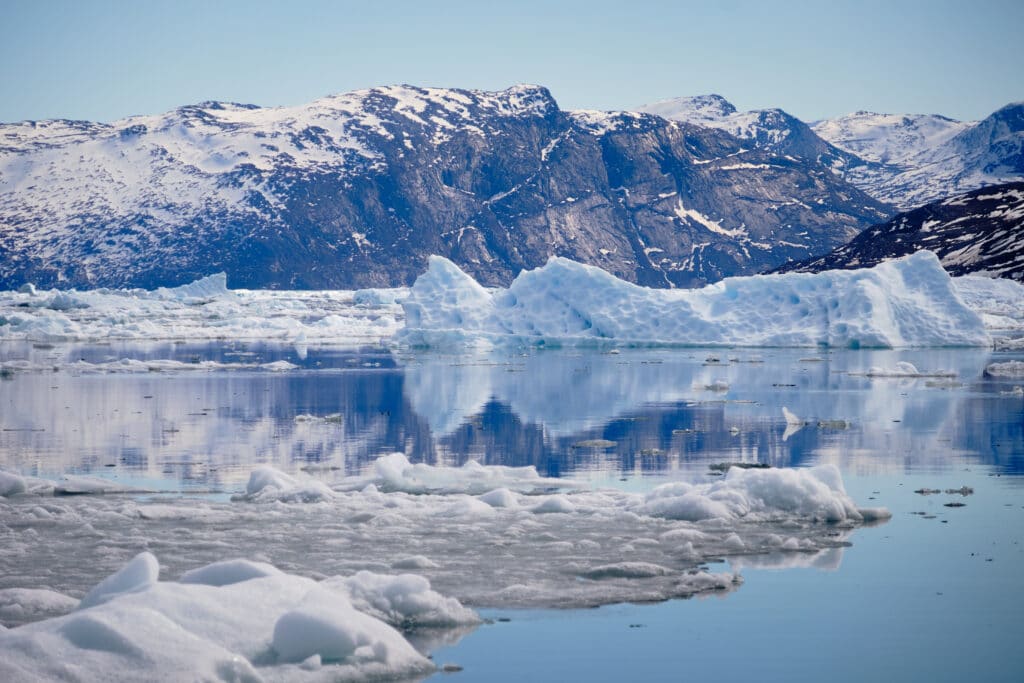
[0,273,404,344]
[400,251,991,348]
[1,456,888,622]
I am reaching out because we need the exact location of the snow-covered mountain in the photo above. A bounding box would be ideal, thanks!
[0,85,890,290]
[813,103,1024,209]
[774,182,1024,281]
[811,111,969,166]
[641,95,1024,211]
[637,95,864,168]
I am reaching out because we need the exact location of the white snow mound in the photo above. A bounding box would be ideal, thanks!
[0,554,475,681]
[399,251,990,348]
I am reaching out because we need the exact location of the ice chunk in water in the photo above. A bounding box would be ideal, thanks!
[236,466,334,503]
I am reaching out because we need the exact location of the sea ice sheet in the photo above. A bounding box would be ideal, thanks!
[1,459,886,619]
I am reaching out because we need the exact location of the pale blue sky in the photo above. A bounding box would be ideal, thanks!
[1,0,1021,124]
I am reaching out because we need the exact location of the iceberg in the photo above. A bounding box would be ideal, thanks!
[399,251,991,348]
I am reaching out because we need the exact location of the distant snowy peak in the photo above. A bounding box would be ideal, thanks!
[775,182,1024,281]
[813,103,1024,209]
[640,95,1024,211]
[637,94,738,124]
[945,101,1024,175]
[811,111,969,166]
[637,94,796,147]
[636,95,862,167]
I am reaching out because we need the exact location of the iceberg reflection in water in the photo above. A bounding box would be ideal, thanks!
[0,342,1021,485]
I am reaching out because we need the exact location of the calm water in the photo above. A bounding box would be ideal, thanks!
[2,341,1023,680]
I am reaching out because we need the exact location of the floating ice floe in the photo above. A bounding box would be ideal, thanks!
[0,274,401,344]
[0,552,474,681]
[0,472,152,498]
[1,459,888,615]
[638,464,888,523]
[234,466,336,503]
[400,251,991,348]
[984,361,1024,377]
[859,361,957,378]
[341,453,568,495]
[0,358,300,375]
[0,472,27,497]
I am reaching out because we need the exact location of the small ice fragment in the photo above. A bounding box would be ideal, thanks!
[985,361,1024,377]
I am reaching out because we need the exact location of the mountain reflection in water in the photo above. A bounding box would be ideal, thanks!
[1,343,1022,490]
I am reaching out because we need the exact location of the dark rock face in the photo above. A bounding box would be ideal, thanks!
[0,85,892,290]
[774,182,1024,281]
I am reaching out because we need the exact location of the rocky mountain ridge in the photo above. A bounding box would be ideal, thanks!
[641,95,1024,211]
[0,85,890,290]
